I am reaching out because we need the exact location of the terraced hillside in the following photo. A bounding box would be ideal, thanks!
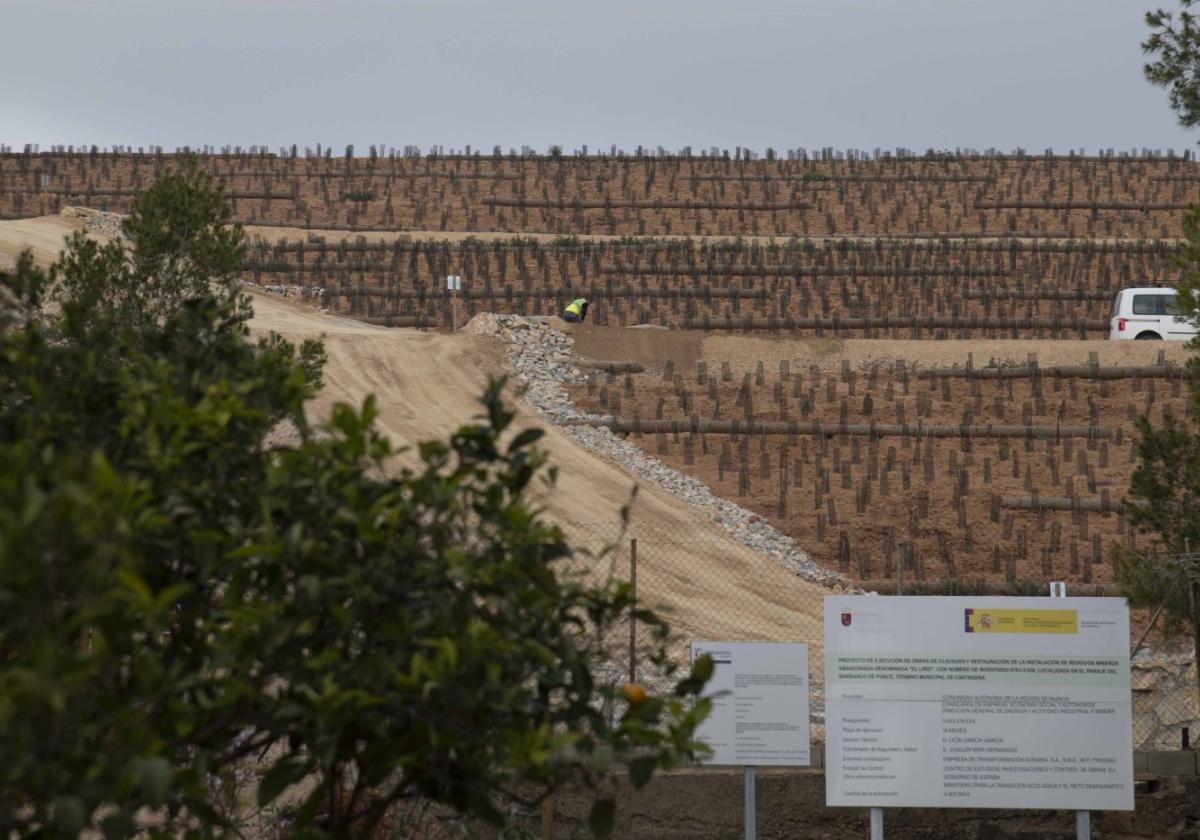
[245,235,1180,338]
[5,147,1196,338]
[3,147,1197,590]
[560,330,1192,587]
[2,148,1198,238]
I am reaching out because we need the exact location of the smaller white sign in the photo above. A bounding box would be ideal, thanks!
[692,641,811,766]
[446,275,462,291]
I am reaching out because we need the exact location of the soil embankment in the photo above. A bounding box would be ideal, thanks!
[246,292,830,646]
[0,213,830,649]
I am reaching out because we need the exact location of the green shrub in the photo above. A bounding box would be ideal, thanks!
[0,160,710,839]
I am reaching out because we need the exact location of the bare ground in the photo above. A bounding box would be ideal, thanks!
[565,322,1193,373]
[0,213,830,646]
[247,292,831,646]
[0,214,96,266]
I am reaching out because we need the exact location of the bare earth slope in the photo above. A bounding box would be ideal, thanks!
[248,292,829,645]
[0,214,91,268]
[0,216,826,646]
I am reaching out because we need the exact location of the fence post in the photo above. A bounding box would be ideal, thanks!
[1192,577,1200,733]
[629,538,638,684]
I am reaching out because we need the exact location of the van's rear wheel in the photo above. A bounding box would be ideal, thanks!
[1135,332,1162,340]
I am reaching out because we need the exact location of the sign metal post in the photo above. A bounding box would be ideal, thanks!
[744,766,756,840]
[869,806,884,840]
[1050,581,1090,840]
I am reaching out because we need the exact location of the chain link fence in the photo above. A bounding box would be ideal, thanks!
[564,522,1198,753]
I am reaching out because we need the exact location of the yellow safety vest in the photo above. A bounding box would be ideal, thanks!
[564,299,586,317]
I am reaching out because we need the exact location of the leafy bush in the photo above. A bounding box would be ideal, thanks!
[0,160,710,838]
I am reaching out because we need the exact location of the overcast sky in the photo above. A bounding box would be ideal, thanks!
[2,0,1195,155]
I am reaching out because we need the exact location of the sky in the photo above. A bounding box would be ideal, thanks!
[1,0,1196,155]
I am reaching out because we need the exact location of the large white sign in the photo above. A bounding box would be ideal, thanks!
[824,596,1133,811]
[692,641,811,766]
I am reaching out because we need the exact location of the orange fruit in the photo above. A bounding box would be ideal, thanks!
[622,683,647,706]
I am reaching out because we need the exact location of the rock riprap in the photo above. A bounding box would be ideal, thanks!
[60,206,126,239]
[465,312,843,586]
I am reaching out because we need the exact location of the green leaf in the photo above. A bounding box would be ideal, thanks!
[506,427,544,453]
[588,798,616,839]
[53,796,86,833]
[102,811,135,840]
[628,755,658,788]
[258,757,307,807]
[116,567,154,608]
[135,756,172,807]
[691,653,715,682]
[154,583,192,614]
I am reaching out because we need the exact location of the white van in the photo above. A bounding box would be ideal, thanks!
[1109,287,1198,340]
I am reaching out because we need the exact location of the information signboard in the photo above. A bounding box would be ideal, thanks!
[691,641,811,767]
[824,596,1133,811]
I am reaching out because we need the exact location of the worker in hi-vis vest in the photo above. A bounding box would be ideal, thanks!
[562,298,589,323]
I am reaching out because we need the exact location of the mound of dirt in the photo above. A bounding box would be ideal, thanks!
[461,311,503,336]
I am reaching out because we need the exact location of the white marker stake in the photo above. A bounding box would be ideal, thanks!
[1049,581,1090,840]
[446,275,461,331]
[745,766,756,840]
